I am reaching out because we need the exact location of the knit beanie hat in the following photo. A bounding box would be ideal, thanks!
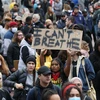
[26,56,36,65]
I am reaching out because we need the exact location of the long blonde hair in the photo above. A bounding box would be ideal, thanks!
[0,55,9,76]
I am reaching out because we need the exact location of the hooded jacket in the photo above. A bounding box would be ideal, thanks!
[27,79,61,100]
[18,39,36,70]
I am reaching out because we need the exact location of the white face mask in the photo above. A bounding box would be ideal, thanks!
[69,97,81,100]
[12,27,18,33]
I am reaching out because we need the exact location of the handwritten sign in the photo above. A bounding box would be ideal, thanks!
[32,28,83,50]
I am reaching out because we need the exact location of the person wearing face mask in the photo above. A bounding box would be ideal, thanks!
[62,82,83,100]
[34,3,45,23]
[3,21,18,62]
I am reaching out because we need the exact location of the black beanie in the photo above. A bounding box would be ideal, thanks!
[26,56,36,65]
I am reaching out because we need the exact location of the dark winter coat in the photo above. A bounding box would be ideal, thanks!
[27,79,61,100]
[7,42,20,70]
[4,69,34,99]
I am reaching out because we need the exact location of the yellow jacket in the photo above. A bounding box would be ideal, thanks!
[36,53,52,70]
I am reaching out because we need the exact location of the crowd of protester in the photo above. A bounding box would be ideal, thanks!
[0,0,100,100]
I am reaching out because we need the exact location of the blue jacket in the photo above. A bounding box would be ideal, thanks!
[84,15,93,32]
[57,19,66,29]
[3,30,14,56]
[73,13,86,25]
[69,56,95,91]
[78,58,95,91]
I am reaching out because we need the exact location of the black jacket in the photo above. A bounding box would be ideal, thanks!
[7,42,20,70]
[4,69,33,99]
[34,21,45,28]
[89,39,100,73]
[27,79,61,100]
[0,88,12,100]
[96,71,100,100]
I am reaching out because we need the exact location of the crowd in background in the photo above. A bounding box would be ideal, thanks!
[0,0,100,100]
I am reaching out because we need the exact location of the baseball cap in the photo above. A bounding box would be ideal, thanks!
[37,66,52,75]
[15,16,22,21]
[9,21,18,27]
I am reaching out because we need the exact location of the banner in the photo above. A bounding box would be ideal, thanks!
[32,28,83,50]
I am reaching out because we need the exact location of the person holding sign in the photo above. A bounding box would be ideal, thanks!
[68,50,95,93]
[36,49,52,70]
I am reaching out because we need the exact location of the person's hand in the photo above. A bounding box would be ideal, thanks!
[41,49,47,55]
[11,68,16,72]
[14,83,24,89]
[66,49,72,57]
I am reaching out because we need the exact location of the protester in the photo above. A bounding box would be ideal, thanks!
[81,41,90,58]
[50,58,62,87]
[18,33,36,70]
[15,16,23,30]
[3,21,18,61]
[42,89,61,100]
[0,72,12,100]
[89,39,100,91]
[45,6,56,23]
[36,49,52,70]
[0,54,10,78]
[70,77,92,100]
[4,56,37,100]
[50,49,72,87]
[10,4,22,19]
[52,0,62,20]
[27,66,61,100]
[72,5,85,25]
[0,16,12,54]
[34,3,45,23]
[45,19,54,29]
[57,50,71,84]
[21,16,33,35]
[68,50,95,92]
[32,14,45,28]
[65,16,75,29]
[41,0,51,15]
[95,70,100,100]
[62,82,83,100]
[7,31,24,72]
[56,13,67,29]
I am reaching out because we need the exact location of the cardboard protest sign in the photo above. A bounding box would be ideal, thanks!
[32,28,83,50]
